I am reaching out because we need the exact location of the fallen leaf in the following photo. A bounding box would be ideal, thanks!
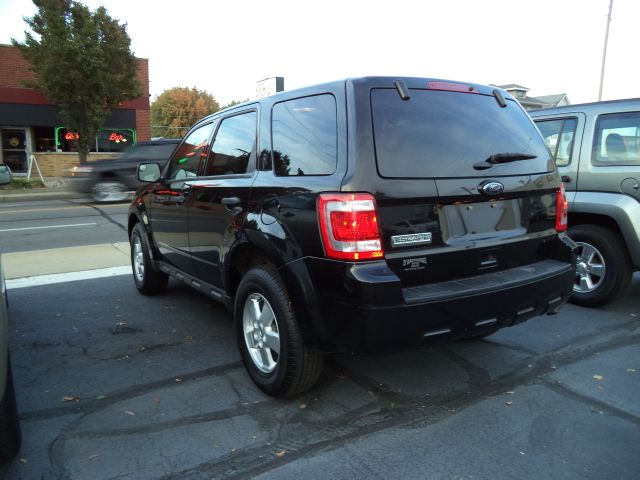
[175,378,183,383]
[20,458,27,464]
[275,450,286,458]
[627,369,636,373]
[593,374,604,380]
[96,395,106,400]
[153,397,161,405]
[367,390,376,397]
[299,403,307,410]
[62,396,80,403]
[505,391,515,395]
[124,410,135,416]
[89,454,100,461]
[506,401,513,406]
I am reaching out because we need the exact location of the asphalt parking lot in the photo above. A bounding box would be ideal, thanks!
[2,272,639,479]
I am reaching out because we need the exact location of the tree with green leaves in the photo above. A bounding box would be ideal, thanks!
[13,0,141,163]
[151,87,220,139]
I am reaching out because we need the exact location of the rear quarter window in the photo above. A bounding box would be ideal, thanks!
[271,94,337,176]
[371,89,553,178]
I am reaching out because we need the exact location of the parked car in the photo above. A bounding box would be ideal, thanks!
[128,77,576,396]
[0,163,21,464]
[70,138,180,202]
[530,99,640,306]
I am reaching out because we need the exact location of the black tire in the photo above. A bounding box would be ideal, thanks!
[0,355,21,464]
[235,264,323,397]
[91,179,129,202]
[130,222,168,295]
[568,224,632,307]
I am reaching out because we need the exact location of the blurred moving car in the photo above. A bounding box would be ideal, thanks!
[0,163,21,464]
[70,138,180,202]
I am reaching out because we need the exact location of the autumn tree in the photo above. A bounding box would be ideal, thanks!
[13,0,141,163]
[151,87,220,138]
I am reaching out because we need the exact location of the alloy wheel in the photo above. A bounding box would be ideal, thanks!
[242,293,280,373]
[574,241,606,293]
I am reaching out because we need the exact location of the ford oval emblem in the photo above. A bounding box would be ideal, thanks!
[480,181,505,196]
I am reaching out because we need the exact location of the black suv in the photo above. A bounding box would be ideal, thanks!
[71,138,180,202]
[128,77,576,396]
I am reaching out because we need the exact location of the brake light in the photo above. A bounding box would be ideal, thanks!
[318,193,384,261]
[556,183,568,232]
[427,81,479,94]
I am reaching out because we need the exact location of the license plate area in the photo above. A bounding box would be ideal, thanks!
[440,199,526,245]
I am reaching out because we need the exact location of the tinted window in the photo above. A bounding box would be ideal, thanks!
[121,143,177,162]
[166,123,214,180]
[592,112,640,166]
[272,95,337,176]
[204,111,257,176]
[371,89,553,178]
[535,118,578,167]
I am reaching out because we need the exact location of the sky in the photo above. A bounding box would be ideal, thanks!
[1,0,638,106]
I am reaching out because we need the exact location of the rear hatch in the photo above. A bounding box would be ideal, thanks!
[368,81,561,286]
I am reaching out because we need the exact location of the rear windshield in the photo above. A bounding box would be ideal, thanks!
[121,143,177,161]
[371,89,553,178]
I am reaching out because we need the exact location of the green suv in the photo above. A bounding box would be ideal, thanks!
[531,99,640,306]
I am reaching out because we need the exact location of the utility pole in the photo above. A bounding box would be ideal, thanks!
[598,0,614,101]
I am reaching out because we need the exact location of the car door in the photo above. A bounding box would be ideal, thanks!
[188,109,258,289]
[147,122,215,274]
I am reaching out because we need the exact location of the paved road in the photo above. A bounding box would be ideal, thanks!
[0,199,128,253]
[1,200,639,479]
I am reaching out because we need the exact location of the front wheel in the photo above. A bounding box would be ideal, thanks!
[130,223,168,295]
[568,225,632,307]
[235,264,323,397]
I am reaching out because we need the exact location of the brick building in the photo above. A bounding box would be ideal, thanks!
[0,44,151,176]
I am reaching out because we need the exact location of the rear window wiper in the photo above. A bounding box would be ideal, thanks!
[473,153,537,170]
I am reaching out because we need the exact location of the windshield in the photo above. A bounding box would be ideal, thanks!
[121,143,177,162]
[371,89,553,178]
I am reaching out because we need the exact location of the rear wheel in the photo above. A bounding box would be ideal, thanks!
[235,264,323,397]
[130,223,168,295]
[0,355,21,464]
[568,224,632,307]
[91,180,129,202]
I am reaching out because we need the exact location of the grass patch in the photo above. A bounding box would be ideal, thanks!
[7,178,45,189]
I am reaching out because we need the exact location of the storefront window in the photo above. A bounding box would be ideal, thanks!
[33,126,57,152]
[55,127,136,153]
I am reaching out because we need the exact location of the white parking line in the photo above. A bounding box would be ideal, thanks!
[6,266,131,289]
[0,222,97,232]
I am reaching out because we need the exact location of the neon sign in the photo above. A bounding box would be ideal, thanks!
[108,132,128,143]
[64,132,80,140]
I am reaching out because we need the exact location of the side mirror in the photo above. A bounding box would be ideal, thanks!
[138,163,161,183]
[0,164,13,186]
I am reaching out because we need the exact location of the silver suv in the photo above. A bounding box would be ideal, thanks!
[531,99,640,306]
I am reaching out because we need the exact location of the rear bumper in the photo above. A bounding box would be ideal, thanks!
[287,239,576,354]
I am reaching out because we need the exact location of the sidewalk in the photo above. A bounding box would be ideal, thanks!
[2,242,131,279]
[0,177,85,203]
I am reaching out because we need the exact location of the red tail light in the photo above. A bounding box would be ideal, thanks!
[318,193,384,261]
[556,183,568,232]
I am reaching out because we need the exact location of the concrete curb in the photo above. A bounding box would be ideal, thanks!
[0,190,86,203]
